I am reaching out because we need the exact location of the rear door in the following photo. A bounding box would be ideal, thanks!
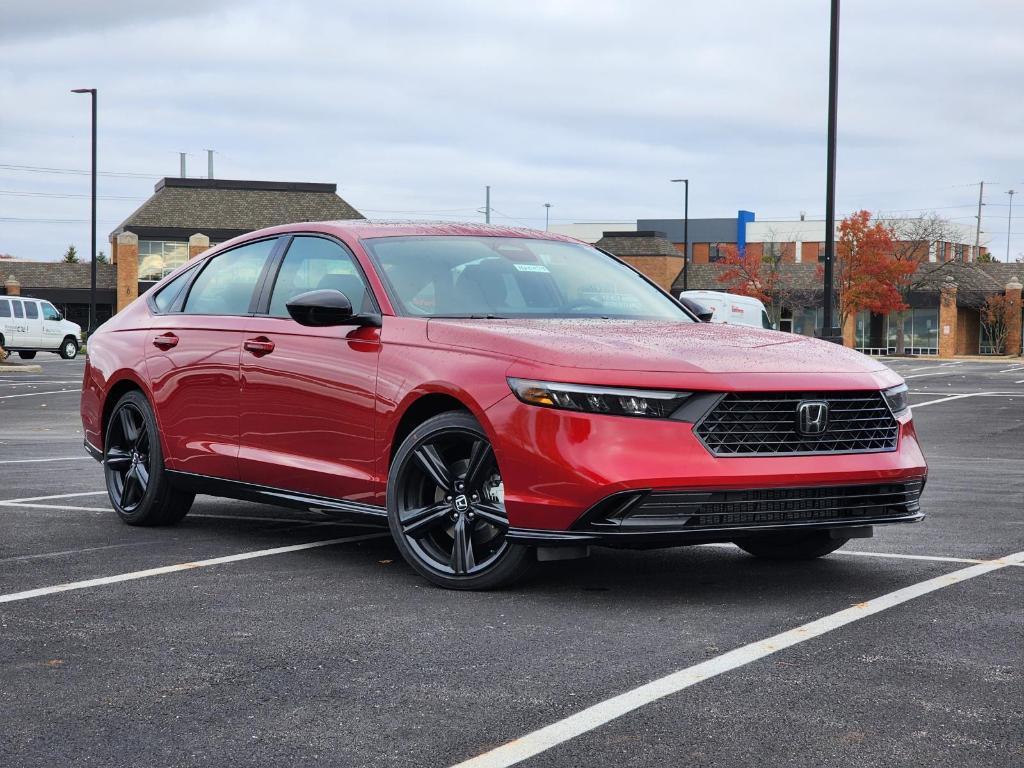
[145,237,280,479]
[0,298,16,347]
[237,234,381,501]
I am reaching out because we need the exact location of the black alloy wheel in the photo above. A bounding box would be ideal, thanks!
[387,411,533,589]
[105,402,152,513]
[104,390,194,526]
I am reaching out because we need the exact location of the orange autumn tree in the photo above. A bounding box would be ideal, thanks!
[716,242,783,324]
[822,210,916,335]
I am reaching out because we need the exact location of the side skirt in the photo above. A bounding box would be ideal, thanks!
[164,470,388,524]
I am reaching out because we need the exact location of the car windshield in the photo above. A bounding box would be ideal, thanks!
[362,236,693,321]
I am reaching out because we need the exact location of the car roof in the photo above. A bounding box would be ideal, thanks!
[257,219,583,243]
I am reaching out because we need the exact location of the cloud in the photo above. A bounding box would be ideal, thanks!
[1,0,1023,261]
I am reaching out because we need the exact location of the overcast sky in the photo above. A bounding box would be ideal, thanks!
[2,0,1023,262]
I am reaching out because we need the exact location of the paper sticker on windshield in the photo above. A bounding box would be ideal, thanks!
[513,263,550,273]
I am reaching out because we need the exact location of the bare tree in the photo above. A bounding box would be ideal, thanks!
[883,214,965,355]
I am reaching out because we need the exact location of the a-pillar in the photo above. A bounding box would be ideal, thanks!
[188,233,210,260]
[1005,276,1023,357]
[115,231,139,313]
[938,278,958,359]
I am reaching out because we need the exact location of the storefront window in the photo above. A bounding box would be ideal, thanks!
[139,240,188,281]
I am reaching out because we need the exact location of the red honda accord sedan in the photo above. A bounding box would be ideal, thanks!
[81,221,926,589]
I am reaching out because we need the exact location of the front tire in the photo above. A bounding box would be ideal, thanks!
[104,390,194,526]
[18,351,36,360]
[387,411,533,590]
[59,337,79,360]
[735,531,849,560]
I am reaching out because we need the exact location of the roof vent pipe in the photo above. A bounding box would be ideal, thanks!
[179,152,187,178]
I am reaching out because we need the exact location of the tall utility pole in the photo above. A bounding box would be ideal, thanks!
[670,179,689,291]
[821,0,841,343]
[206,149,215,179]
[974,180,985,260]
[71,88,97,335]
[543,202,552,231]
[484,186,491,224]
[1005,189,1014,263]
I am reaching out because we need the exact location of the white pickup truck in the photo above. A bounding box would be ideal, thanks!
[0,296,82,360]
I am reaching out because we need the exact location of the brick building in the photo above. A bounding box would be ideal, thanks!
[1,177,363,324]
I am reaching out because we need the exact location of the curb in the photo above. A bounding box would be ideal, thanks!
[0,362,44,374]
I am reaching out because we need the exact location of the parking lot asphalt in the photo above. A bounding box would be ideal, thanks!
[1,353,1022,767]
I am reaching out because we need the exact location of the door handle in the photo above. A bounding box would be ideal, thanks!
[243,336,275,356]
[152,332,179,350]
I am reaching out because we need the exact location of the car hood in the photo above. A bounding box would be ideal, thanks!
[426,319,890,375]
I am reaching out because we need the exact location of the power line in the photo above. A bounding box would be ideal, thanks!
[0,163,157,179]
[0,189,144,201]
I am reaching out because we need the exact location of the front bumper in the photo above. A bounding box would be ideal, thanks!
[485,392,928,537]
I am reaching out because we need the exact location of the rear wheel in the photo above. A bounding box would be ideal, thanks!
[104,390,194,526]
[18,351,36,360]
[735,531,849,560]
[387,411,533,590]
[59,337,78,360]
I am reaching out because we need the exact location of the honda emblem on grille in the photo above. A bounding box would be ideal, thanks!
[796,401,829,436]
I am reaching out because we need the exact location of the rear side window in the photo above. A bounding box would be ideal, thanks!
[268,236,372,318]
[12,300,24,319]
[153,266,199,313]
[24,301,39,320]
[0,299,9,318]
[183,239,277,316]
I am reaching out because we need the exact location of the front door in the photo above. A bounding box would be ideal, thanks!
[40,301,64,349]
[238,235,381,503]
[145,237,279,479]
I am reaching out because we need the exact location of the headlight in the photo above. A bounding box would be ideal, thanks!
[507,378,692,419]
[882,383,910,417]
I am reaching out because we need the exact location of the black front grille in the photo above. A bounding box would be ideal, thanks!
[578,480,923,532]
[694,391,899,456]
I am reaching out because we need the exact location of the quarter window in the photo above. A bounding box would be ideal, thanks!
[153,266,199,314]
[268,236,372,318]
[24,301,39,320]
[183,239,277,316]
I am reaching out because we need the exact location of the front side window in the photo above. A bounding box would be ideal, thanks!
[12,300,24,319]
[139,240,189,281]
[42,302,60,321]
[24,301,39,320]
[183,239,276,316]
[268,236,372,318]
[363,236,692,321]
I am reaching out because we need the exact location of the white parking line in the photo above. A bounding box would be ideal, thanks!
[903,371,961,380]
[1,491,107,503]
[449,549,1024,768]
[0,532,388,604]
[0,456,93,465]
[0,388,81,399]
[0,502,109,512]
[911,392,998,409]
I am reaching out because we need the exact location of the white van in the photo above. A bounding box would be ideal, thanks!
[678,290,774,330]
[0,296,82,360]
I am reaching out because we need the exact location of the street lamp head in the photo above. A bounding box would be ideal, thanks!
[669,179,688,183]
[71,88,96,94]
[543,202,552,208]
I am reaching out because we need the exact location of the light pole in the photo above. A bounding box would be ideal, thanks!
[543,202,552,231]
[1007,189,1015,262]
[821,0,841,343]
[71,87,97,334]
[670,179,689,291]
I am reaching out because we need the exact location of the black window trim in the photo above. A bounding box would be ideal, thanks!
[150,236,286,317]
[252,232,381,319]
[146,260,203,315]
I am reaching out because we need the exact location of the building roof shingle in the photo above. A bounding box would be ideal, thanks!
[596,231,679,257]
[110,178,363,239]
[3,262,116,291]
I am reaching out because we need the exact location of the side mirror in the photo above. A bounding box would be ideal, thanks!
[697,310,714,323]
[285,289,380,327]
